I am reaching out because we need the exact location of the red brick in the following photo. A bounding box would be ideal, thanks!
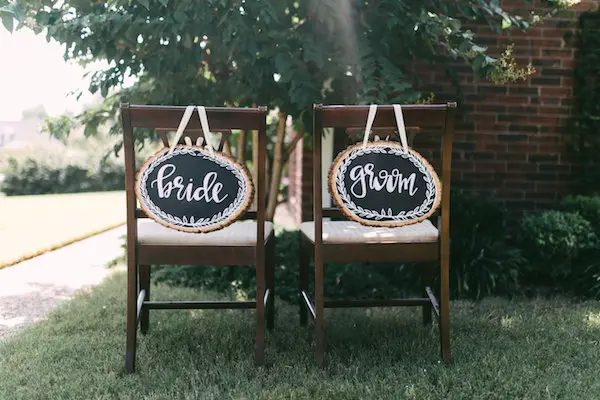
[542,28,572,38]
[541,87,572,97]
[530,38,565,48]
[500,96,532,104]
[474,162,508,173]
[536,106,563,115]
[484,143,508,152]
[506,143,538,153]
[472,113,499,123]
[529,116,561,125]
[541,48,574,58]
[496,153,527,162]
[538,144,565,153]
[476,123,510,132]
[494,171,529,181]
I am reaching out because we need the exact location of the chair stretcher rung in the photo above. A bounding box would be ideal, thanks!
[136,290,146,322]
[144,300,256,310]
[301,291,316,320]
[425,286,440,320]
[325,298,430,308]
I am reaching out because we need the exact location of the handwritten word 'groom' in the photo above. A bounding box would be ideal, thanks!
[349,163,417,199]
[151,164,228,203]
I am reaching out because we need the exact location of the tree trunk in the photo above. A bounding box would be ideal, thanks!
[283,123,304,165]
[252,129,259,210]
[266,151,271,207]
[266,112,287,221]
[223,136,232,155]
[237,130,247,164]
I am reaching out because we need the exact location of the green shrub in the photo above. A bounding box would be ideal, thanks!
[447,189,524,299]
[559,195,600,235]
[559,195,600,298]
[1,153,124,195]
[151,189,524,301]
[0,130,137,196]
[519,210,598,296]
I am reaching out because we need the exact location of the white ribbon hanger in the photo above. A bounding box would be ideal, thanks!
[361,104,409,152]
[169,105,216,155]
[393,104,409,152]
[361,104,378,149]
[196,106,216,155]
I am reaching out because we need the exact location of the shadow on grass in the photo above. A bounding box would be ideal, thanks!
[1,272,600,399]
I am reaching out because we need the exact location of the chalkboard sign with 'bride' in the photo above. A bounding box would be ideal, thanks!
[135,106,253,233]
[328,105,441,227]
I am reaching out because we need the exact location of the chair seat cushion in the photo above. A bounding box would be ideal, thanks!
[137,220,274,246]
[300,220,438,244]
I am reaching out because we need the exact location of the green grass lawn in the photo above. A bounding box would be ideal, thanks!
[1,272,600,399]
[0,191,125,267]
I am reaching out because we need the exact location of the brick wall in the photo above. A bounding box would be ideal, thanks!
[286,0,598,223]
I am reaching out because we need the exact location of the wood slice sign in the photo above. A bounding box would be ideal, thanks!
[136,145,253,233]
[328,141,441,227]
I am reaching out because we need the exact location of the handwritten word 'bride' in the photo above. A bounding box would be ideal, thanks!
[151,164,228,203]
[349,163,418,199]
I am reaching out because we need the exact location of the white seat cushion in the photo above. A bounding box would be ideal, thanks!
[138,220,274,246]
[300,220,438,244]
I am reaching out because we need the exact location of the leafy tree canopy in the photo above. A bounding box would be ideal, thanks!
[0,0,24,32]
[5,0,569,140]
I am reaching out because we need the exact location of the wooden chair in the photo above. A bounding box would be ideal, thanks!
[121,104,275,373]
[299,103,456,367]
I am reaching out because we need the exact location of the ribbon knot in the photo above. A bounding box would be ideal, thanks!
[169,105,216,155]
[361,104,408,152]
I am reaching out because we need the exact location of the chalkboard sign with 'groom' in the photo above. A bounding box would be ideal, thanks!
[135,106,253,233]
[328,105,441,227]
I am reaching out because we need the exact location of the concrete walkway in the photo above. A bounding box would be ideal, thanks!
[0,226,126,340]
[0,203,298,342]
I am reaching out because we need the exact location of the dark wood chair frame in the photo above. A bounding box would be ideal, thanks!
[121,104,275,373]
[299,103,457,367]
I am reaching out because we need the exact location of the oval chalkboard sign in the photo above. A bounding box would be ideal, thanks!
[136,146,254,233]
[328,141,441,227]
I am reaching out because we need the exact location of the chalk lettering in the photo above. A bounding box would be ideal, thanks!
[349,163,417,199]
[151,164,228,203]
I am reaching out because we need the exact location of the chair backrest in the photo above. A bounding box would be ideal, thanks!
[312,103,457,235]
[121,104,268,240]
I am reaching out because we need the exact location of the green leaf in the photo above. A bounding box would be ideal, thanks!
[471,45,486,53]
[158,0,169,6]
[12,3,24,21]
[1,14,13,32]
[137,0,149,10]
[173,10,186,23]
[472,54,486,72]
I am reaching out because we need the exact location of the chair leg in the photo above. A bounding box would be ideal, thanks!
[139,265,151,335]
[266,240,275,331]
[255,249,266,366]
[125,260,138,373]
[314,246,325,368]
[440,256,451,365]
[299,235,309,326]
[421,263,433,325]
